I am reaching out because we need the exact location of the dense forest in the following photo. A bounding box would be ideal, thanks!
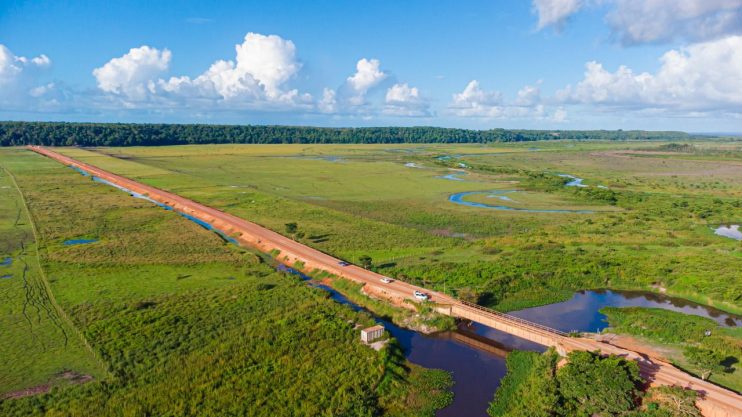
[0,122,691,146]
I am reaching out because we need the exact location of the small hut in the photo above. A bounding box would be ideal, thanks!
[360,325,384,343]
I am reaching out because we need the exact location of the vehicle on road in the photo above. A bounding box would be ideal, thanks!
[338,261,350,266]
[380,277,393,284]
[414,291,429,301]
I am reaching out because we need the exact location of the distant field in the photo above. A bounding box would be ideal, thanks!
[0,148,450,416]
[51,141,742,314]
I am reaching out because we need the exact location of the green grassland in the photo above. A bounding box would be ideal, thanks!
[52,141,742,314]
[0,162,105,394]
[0,148,451,416]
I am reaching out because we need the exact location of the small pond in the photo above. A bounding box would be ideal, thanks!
[63,239,98,246]
[1,257,12,267]
[715,225,742,241]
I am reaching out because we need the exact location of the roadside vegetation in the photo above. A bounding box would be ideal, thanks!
[0,148,451,416]
[488,349,702,417]
[602,307,742,392]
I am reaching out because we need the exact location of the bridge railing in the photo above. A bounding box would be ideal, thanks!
[457,300,569,337]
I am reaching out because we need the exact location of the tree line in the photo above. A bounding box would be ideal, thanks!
[0,121,691,147]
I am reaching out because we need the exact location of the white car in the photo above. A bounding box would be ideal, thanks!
[380,278,393,284]
[414,291,429,301]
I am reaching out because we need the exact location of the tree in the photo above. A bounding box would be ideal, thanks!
[556,350,642,417]
[488,350,559,417]
[359,255,373,269]
[284,222,298,235]
[684,346,725,381]
[644,386,701,417]
[457,287,482,304]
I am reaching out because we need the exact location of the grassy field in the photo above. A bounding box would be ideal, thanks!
[0,148,451,416]
[51,141,742,314]
[0,161,105,395]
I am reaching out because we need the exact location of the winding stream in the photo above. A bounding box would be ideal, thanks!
[449,191,594,213]
[70,165,741,417]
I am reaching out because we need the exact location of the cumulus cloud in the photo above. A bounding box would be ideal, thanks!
[449,80,504,117]
[0,44,51,86]
[93,46,171,100]
[345,58,387,106]
[383,83,431,117]
[532,0,584,30]
[319,57,390,115]
[0,44,57,109]
[93,33,309,109]
[557,35,742,112]
[318,88,338,113]
[607,0,742,45]
[448,80,567,120]
[161,33,306,106]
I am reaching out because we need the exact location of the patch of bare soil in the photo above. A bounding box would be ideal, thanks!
[431,229,469,239]
[594,333,678,362]
[1,370,94,400]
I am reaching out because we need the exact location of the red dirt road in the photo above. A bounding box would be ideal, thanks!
[29,146,742,417]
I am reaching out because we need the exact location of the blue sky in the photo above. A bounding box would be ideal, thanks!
[1,0,741,131]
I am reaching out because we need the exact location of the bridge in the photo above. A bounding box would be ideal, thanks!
[28,146,742,417]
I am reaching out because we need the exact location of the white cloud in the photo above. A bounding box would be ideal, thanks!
[557,35,742,112]
[516,83,542,106]
[346,58,387,105]
[318,57,390,115]
[449,80,504,117]
[448,80,560,120]
[93,46,171,100]
[0,44,57,110]
[533,0,742,44]
[318,88,337,113]
[383,83,431,117]
[0,44,51,86]
[159,33,305,105]
[94,33,309,109]
[533,0,584,30]
[230,32,301,98]
[607,0,742,45]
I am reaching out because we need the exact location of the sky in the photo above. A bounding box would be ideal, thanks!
[1,0,741,132]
